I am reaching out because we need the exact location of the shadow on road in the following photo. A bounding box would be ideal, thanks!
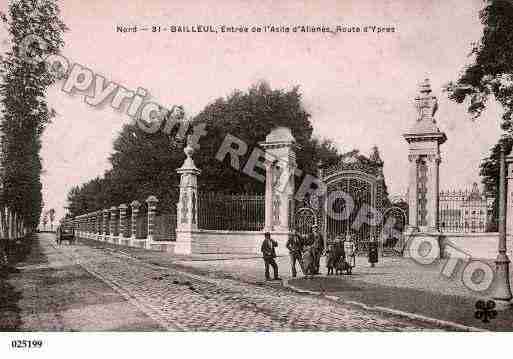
[288,276,513,331]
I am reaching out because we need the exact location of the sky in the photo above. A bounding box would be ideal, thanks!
[0,0,504,222]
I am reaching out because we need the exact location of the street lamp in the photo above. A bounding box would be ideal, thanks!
[492,141,512,308]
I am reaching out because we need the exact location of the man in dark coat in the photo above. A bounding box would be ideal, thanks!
[308,225,324,275]
[261,232,281,281]
[286,232,303,277]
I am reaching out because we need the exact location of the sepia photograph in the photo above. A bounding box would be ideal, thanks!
[0,0,512,357]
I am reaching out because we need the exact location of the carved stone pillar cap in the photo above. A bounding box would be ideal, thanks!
[130,200,141,209]
[103,209,110,214]
[146,195,159,204]
[118,203,128,210]
[110,206,118,212]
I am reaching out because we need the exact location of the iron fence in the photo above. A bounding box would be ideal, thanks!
[125,215,132,237]
[154,213,177,241]
[197,192,265,231]
[135,214,148,239]
[439,187,490,233]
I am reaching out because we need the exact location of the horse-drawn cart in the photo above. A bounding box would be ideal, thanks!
[56,225,76,245]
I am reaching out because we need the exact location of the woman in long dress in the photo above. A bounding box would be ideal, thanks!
[344,235,356,273]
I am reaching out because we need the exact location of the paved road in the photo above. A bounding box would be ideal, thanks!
[2,233,452,331]
[0,234,161,331]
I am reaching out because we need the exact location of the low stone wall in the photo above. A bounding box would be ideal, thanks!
[440,232,513,259]
[175,229,290,255]
[74,231,174,252]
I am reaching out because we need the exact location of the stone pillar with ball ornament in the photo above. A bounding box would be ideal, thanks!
[146,195,159,247]
[259,127,300,255]
[110,206,118,243]
[175,138,201,255]
[96,210,102,239]
[130,200,141,247]
[118,204,127,239]
[403,79,446,258]
[102,209,109,241]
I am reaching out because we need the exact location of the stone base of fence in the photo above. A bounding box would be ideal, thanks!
[74,231,174,252]
[175,229,291,255]
[403,231,443,259]
[440,232,513,259]
[403,232,513,260]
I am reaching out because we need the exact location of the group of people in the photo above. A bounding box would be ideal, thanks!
[260,225,356,281]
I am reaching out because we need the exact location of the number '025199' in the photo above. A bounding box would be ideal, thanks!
[11,340,43,349]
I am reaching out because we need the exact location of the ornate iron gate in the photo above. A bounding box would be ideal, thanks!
[382,206,407,255]
[318,154,386,256]
[294,194,319,237]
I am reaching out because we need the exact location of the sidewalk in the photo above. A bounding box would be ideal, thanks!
[77,237,513,330]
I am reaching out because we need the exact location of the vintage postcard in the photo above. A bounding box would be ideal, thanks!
[0,0,512,357]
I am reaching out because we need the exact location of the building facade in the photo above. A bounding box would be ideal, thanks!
[439,183,492,233]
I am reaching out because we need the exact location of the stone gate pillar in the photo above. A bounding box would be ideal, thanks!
[260,127,300,255]
[96,210,101,238]
[102,209,109,241]
[88,214,93,238]
[130,200,141,246]
[119,204,127,240]
[146,196,159,246]
[403,79,447,257]
[175,141,201,255]
[110,206,118,243]
[407,154,420,230]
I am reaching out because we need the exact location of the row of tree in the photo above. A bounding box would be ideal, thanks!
[66,82,382,216]
[0,0,66,245]
[63,2,513,231]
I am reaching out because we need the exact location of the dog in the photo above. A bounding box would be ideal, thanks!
[335,257,352,275]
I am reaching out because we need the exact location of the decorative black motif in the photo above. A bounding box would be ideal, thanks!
[181,192,188,224]
[474,300,497,323]
[191,192,196,225]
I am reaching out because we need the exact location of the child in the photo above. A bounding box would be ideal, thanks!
[326,243,337,275]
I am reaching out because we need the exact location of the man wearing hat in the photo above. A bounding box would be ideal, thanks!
[308,224,324,275]
[286,232,303,277]
[261,232,281,281]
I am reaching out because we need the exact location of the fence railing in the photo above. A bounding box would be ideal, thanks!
[439,188,490,233]
[154,213,177,241]
[197,192,265,231]
[135,215,148,239]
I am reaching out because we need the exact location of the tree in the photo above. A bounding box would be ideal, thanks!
[191,82,332,194]
[0,0,67,236]
[478,136,513,231]
[446,1,513,227]
[67,81,399,217]
[67,82,345,215]
[446,1,513,129]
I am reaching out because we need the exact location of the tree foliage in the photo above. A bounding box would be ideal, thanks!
[0,0,67,230]
[67,82,393,217]
[446,1,513,129]
[446,1,513,227]
[67,83,346,215]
